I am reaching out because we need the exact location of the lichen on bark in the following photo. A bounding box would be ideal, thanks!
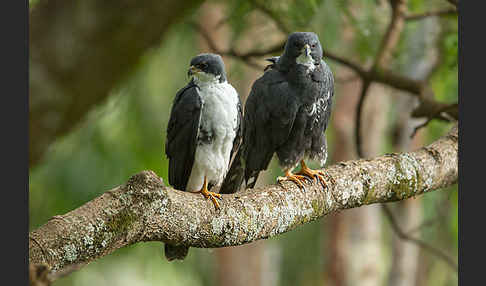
[29,124,458,276]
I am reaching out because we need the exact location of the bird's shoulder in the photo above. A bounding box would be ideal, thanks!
[245,70,291,113]
[249,68,289,101]
[166,82,202,142]
[259,65,288,84]
[173,82,201,106]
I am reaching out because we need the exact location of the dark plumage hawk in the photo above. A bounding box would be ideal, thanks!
[220,32,334,193]
[164,53,242,260]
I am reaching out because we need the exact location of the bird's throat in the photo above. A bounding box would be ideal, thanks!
[296,53,316,72]
[192,72,221,86]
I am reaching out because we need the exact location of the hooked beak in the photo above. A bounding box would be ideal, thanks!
[187,65,201,78]
[303,44,311,57]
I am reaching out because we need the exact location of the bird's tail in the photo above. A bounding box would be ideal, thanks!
[219,149,246,194]
[164,244,189,261]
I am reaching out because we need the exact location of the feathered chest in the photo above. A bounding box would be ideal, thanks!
[197,82,239,143]
[288,71,331,126]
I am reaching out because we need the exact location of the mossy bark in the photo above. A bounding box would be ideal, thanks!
[29,125,458,277]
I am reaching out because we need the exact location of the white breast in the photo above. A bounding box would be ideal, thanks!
[199,81,239,136]
[185,81,240,192]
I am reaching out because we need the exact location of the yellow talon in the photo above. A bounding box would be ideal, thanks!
[197,176,222,210]
[296,160,329,188]
[277,170,309,190]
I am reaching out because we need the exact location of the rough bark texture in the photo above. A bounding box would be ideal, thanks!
[29,0,203,167]
[29,125,458,276]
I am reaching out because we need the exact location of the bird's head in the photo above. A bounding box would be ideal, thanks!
[282,32,323,68]
[188,53,227,84]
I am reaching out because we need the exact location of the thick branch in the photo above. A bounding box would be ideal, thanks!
[29,125,458,277]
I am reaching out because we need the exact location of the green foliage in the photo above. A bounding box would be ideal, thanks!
[431,19,458,104]
[223,0,254,39]
[29,23,203,285]
[30,0,457,285]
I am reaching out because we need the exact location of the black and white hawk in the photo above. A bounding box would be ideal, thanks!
[220,32,334,193]
[165,53,242,260]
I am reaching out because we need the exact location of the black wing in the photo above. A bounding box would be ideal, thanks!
[219,96,243,195]
[312,59,334,132]
[220,69,298,192]
[230,97,243,166]
[243,69,300,188]
[165,82,201,191]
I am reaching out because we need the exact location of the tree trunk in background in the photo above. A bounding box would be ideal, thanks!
[325,4,389,283]
[387,95,423,286]
[324,67,358,286]
[388,17,441,286]
[196,3,280,286]
[324,71,389,286]
[344,82,389,286]
[216,241,280,286]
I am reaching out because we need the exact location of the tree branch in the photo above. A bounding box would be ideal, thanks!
[355,0,408,158]
[355,80,372,158]
[194,22,427,96]
[29,125,458,279]
[192,23,279,70]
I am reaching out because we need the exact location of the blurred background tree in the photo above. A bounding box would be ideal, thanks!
[29,0,458,285]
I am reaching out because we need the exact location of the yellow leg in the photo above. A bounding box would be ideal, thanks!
[196,176,222,210]
[296,160,329,188]
[277,169,309,189]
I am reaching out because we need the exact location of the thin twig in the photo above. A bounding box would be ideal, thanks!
[195,1,455,156]
[381,204,458,272]
[407,188,456,235]
[355,80,371,158]
[193,23,272,70]
[410,103,458,138]
[355,0,407,158]
[323,51,369,78]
